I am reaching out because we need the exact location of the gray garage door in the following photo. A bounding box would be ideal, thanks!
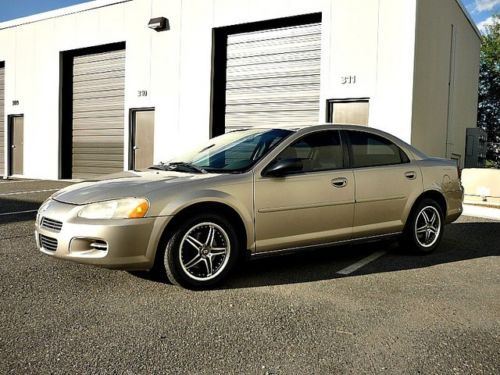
[72,49,125,179]
[0,64,4,176]
[225,22,321,130]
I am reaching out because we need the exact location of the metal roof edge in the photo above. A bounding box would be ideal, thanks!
[454,0,482,39]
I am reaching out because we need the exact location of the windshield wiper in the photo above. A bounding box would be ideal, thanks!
[149,162,206,174]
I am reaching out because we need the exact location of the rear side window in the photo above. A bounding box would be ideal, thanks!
[347,131,409,168]
[275,130,344,173]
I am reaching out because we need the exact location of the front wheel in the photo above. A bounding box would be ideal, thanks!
[161,213,240,289]
[404,199,444,254]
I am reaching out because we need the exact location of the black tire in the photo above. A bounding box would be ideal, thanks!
[160,213,240,289]
[403,198,444,254]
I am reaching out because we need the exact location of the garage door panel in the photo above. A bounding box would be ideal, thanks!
[73,71,124,83]
[226,86,320,103]
[73,118,124,129]
[225,21,321,130]
[227,66,320,81]
[71,159,124,168]
[73,110,124,119]
[73,81,125,94]
[74,49,125,64]
[228,23,321,44]
[226,101,319,113]
[73,99,124,113]
[227,60,321,77]
[74,65,125,77]
[74,55,124,69]
[72,166,124,176]
[73,153,123,161]
[227,50,321,68]
[226,112,319,128]
[227,38,321,59]
[73,128,124,137]
[73,134,123,143]
[73,88,124,100]
[73,147,123,154]
[71,48,125,179]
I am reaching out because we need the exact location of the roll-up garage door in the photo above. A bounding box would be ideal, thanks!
[0,64,4,176]
[225,22,321,130]
[72,49,125,179]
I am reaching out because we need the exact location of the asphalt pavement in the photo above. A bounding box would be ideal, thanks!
[0,179,499,374]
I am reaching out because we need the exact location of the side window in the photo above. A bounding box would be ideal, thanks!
[275,131,343,173]
[347,131,408,168]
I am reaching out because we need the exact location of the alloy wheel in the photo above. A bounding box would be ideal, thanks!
[414,205,441,248]
[179,222,231,281]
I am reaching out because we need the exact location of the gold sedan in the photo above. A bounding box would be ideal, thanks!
[35,125,463,289]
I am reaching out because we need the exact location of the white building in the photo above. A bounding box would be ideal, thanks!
[0,0,480,180]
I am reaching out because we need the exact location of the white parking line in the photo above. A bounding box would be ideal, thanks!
[0,180,37,184]
[0,189,59,196]
[0,209,38,216]
[337,251,387,275]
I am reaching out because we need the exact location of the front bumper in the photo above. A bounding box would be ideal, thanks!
[35,199,171,270]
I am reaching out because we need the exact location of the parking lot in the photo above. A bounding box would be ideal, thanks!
[0,179,499,374]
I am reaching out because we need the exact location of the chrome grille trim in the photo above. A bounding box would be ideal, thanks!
[40,217,63,232]
[39,234,58,252]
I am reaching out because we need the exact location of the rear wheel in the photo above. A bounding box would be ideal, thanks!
[404,198,444,254]
[161,213,240,289]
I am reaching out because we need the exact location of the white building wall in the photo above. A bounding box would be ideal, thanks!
[0,0,477,180]
[371,0,417,142]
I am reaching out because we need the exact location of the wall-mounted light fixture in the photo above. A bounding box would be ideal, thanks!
[148,17,169,32]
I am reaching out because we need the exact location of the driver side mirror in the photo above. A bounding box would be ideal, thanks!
[262,158,304,177]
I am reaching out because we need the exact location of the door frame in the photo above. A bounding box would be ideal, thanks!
[7,114,24,176]
[128,107,155,170]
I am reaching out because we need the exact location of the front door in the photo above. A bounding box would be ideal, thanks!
[254,130,355,252]
[9,115,23,175]
[130,109,155,170]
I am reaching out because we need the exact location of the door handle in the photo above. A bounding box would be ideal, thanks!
[331,177,348,188]
[11,145,16,149]
[405,171,416,180]
[133,146,139,150]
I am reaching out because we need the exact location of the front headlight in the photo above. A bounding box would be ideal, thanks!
[78,198,150,219]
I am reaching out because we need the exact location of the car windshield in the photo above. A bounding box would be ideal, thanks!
[159,128,293,173]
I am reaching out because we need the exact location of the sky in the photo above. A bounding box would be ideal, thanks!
[0,0,498,32]
[0,0,93,22]
[462,0,500,32]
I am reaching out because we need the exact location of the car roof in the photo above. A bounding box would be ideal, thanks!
[234,124,428,160]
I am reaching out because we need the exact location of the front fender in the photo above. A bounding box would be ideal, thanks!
[157,189,255,251]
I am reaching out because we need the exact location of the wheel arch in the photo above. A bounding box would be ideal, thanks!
[404,190,447,230]
[156,201,250,260]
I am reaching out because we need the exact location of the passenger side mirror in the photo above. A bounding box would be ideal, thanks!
[263,158,304,177]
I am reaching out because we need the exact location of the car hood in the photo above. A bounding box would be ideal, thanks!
[53,170,217,205]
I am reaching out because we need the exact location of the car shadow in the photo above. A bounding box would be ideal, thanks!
[130,219,499,289]
[221,220,500,289]
[0,197,40,224]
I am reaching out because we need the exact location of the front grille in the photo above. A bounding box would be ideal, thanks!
[39,234,58,252]
[40,217,63,232]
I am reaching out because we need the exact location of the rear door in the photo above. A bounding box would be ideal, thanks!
[345,130,422,237]
[254,130,354,252]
